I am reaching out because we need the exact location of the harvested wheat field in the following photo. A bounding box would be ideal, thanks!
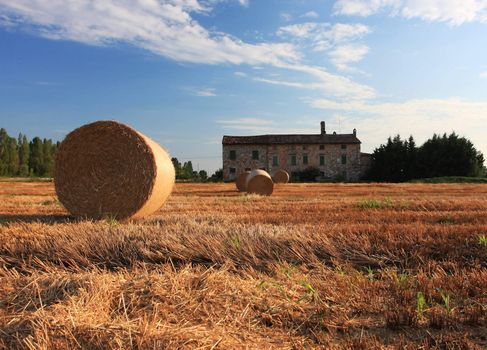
[1,180,487,349]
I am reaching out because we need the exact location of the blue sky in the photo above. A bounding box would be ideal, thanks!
[0,0,486,174]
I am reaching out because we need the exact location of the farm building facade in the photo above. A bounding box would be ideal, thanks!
[222,121,371,181]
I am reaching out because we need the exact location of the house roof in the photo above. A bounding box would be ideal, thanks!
[222,133,361,145]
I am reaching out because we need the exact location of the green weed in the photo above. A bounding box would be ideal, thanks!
[357,197,394,209]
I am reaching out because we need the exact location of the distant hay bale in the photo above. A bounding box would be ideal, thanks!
[273,169,289,184]
[246,169,274,196]
[236,171,250,192]
[54,120,175,220]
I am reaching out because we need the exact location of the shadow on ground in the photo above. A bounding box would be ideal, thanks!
[0,214,74,224]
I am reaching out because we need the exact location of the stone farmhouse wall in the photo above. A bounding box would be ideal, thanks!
[223,143,363,181]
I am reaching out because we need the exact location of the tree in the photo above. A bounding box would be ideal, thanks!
[171,157,182,179]
[30,137,44,176]
[181,161,194,180]
[18,133,30,176]
[209,168,223,182]
[42,138,56,177]
[198,170,208,181]
[416,133,484,178]
[0,128,19,176]
[367,132,485,182]
[367,135,415,182]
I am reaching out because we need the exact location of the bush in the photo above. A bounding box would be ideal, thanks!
[291,166,321,182]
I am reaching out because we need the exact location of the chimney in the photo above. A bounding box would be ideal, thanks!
[353,128,357,136]
[320,121,326,134]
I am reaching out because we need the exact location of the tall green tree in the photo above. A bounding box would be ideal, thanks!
[18,133,30,176]
[42,138,56,177]
[30,137,44,176]
[181,161,194,180]
[367,135,416,182]
[416,133,484,178]
[171,157,183,179]
[0,128,19,176]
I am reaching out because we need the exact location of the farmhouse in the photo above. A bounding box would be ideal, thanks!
[222,121,371,181]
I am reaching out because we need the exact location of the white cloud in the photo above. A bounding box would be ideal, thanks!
[480,71,487,79]
[277,23,371,48]
[0,0,299,66]
[334,0,487,26]
[329,44,370,70]
[238,0,249,7]
[216,118,318,134]
[301,11,319,18]
[280,12,292,21]
[309,97,487,155]
[234,71,247,77]
[194,88,217,96]
[217,117,274,126]
[277,23,372,69]
[256,62,376,100]
[216,118,275,133]
[0,0,377,101]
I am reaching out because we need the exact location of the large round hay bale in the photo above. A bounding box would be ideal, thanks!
[273,169,289,184]
[246,169,274,196]
[54,120,175,220]
[236,171,250,192]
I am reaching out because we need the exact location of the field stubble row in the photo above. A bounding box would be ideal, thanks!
[0,181,487,349]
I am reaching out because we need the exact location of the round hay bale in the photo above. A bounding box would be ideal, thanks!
[246,169,274,196]
[273,169,289,184]
[54,120,175,220]
[236,171,250,192]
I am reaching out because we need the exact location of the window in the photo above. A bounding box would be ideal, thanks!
[320,171,325,177]
[252,150,259,160]
[245,168,251,171]
[319,145,325,150]
[291,154,297,166]
[229,150,236,160]
[272,155,278,166]
[229,167,236,174]
[341,144,347,150]
[302,145,307,150]
[341,155,347,164]
[303,154,308,165]
[319,154,325,166]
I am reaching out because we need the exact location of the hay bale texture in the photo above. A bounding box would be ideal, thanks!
[273,169,290,184]
[54,120,175,220]
[236,171,251,192]
[246,169,274,196]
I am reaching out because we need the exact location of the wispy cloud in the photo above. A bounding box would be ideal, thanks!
[334,0,487,26]
[277,22,371,50]
[193,88,217,97]
[277,22,372,69]
[0,0,377,101]
[234,71,247,77]
[237,0,249,7]
[216,117,318,134]
[329,44,369,71]
[301,11,319,18]
[33,81,61,86]
[280,12,292,21]
[480,70,487,79]
[310,97,487,154]
[0,0,299,66]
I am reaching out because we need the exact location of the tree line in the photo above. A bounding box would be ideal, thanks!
[366,132,485,182]
[171,158,223,182]
[0,128,58,177]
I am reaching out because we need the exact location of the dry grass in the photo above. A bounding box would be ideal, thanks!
[1,181,487,349]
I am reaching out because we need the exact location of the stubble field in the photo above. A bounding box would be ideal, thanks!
[0,180,486,349]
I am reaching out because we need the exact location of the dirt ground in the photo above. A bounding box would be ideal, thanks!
[1,180,486,349]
